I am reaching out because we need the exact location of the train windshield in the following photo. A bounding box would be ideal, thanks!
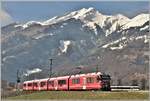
[100,75,111,81]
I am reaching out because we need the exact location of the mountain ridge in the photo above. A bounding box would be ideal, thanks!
[14,7,149,37]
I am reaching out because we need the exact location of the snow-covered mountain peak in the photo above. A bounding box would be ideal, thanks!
[72,7,97,20]
[14,7,148,37]
[14,7,99,29]
[122,13,149,30]
[77,7,96,14]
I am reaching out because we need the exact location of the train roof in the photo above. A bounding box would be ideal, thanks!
[71,72,101,77]
[23,80,34,83]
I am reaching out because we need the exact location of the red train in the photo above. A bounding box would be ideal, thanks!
[22,72,111,91]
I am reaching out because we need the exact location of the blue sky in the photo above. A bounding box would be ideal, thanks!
[1,1,149,25]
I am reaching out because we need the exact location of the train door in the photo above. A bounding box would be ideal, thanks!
[54,79,58,90]
[83,77,86,90]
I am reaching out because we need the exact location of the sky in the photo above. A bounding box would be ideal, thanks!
[1,1,149,26]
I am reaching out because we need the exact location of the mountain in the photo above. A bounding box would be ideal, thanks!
[1,7,149,86]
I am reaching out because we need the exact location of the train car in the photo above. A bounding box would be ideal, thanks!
[57,76,70,90]
[22,72,111,91]
[47,77,57,90]
[33,79,40,91]
[69,72,101,90]
[39,78,49,91]
[83,72,102,90]
[23,81,27,90]
[23,80,34,91]
[69,74,82,90]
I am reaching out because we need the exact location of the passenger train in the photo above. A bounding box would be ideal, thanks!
[22,72,111,91]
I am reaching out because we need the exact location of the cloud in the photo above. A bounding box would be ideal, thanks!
[23,68,42,76]
[0,9,13,26]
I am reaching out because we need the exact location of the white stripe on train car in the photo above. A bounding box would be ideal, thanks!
[83,78,86,90]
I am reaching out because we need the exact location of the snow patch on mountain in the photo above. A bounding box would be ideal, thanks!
[83,22,98,35]
[122,14,149,30]
[135,35,149,43]
[59,40,71,53]
[102,37,126,48]
[105,14,130,36]
[34,33,54,39]
[102,35,148,50]
[140,25,149,31]
[2,56,16,62]
[110,44,125,50]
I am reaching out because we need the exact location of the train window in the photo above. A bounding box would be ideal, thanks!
[48,81,54,87]
[86,77,94,84]
[72,78,80,84]
[33,82,38,87]
[28,83,32,87]
[23,84,26,87]
[100,75,111,80]
[58,80,66,85]
[40,82,46,87]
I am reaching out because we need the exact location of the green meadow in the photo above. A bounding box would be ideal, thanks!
[6,91,149,100]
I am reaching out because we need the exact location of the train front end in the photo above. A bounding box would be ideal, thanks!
[99,74,111,91]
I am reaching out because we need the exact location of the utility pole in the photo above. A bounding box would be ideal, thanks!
[49,58,53,78]
[16,69,20,91]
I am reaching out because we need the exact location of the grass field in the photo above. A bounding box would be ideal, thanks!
[7,91,149,100]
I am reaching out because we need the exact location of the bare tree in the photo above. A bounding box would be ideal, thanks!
[131,79,138,86]
[117,78,122,86]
